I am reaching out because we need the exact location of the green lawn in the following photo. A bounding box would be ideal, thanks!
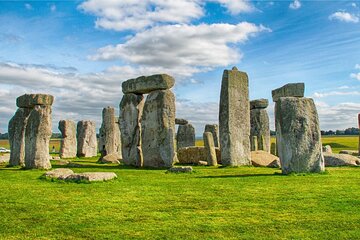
[0,158,359,239]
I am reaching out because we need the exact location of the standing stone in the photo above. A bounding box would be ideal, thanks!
[275,97,324,174]
[270,142,277,156]
[358,113,360,156]
[119,94,144,167]
[141,90,176,168]
[8,108,32,166]
[176,124,195,150]
[203,132,217,166]
[204,124,220,148]
[99,107,121,159]
[219,67,251,166]
[25,105,52,169]
[58,120,77,159]
[251,136,258,151]
[77,121,97,158]
[250,103,270,152]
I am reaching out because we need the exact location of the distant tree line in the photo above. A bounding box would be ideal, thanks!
[270,128,360,136]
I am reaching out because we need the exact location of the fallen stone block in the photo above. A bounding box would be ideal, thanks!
[167,166,193,173]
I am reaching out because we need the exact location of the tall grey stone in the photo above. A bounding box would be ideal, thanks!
[275,97,324,174]
[122,74,175,94]
[272,83,304,102]
[25,105,52,169]
[176,124,195,150]
[8,108,32,166]
[204,124,220,148]
[99,107,121,159]
[58,120,77,159]
[119,94,144,167]
[203,132,217,166]
[250,106,270,152]
[219,67,251,166]
[141,90,176,168]
[77,121,97,158]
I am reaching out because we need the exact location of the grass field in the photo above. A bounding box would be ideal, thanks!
[0,159,359,239]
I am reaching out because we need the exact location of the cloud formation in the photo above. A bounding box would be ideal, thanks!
[329,11,359,23]
[90,22,270,78]
[78,0,254,31]
[289,0,301,10]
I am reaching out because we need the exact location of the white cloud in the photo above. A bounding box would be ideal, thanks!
[313,90,360,98]
[289,0,301,10]
[351,3,357,8]
[350,72,360,80]
[90,22,270,78]
[78,0,204,31]
[355,64,360,69]
[329,11,359,23]
[212,0,254,15]
[24,3,33,10]
[50,4,56,12]
[78,0,255,31]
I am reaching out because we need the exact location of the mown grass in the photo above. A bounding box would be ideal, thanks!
[0,157,359,239]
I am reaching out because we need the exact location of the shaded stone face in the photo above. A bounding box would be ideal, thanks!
[219,67,251,166]
[119,93,144,167]
[77,120,97,158]
[272,83,304,102]
[203,132,217,166]
[16,94,54,108]
[250,98,269,110]
[8,108,32,166]
[204,124,220,148]
[122,74,175,94]
[176,124,195,150]
[58,120,77,159]
[175,118,188,125]
[99,107,122,159]
[24,105,52,169]
[141,90,176,168]
[275,97,324,174]
[250,108,270,152]
[358,113,360,156]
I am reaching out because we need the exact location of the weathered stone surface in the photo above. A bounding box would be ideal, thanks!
[16,94,54,108]
[77,121,97,158]
[168,166,193,173]
[142,90,176,168]
[251,136,258,151]
[203,132,217,166]
[175,118,188,125]
[322,145,332,154]
[58,120,77,159]
[250,108,270,152]
[63,172,117,182]
[119,93,144,167]
[204,124,220,148]
[276,97,324,174]
[198,160,208,166]
[44,168,74,179]
[99,107,122,159]
[8,108,32,166]
[339,150,358,155]
[358,113,360,156]
[324,153,360,167]
[122,74,175,94]
[177,146,221,164]
[251,151,280,168]
[272,83,304,102]
[250,98,269,110]
[176,124,195,150]
[0,154,10,164]
[270,142,277,156]
[25,105,52,169]
[219,67,251,166]
[98,152,120,164]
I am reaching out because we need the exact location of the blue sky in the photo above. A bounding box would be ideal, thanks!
[0,0,359,135]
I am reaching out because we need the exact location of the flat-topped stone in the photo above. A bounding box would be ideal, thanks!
[122,74,175,94]
[324,153,360,167]
[168,166,193,173]
[175,118,188,125]
[272,83,304,102]
[250,99,269,110]
[17,94,54,108]
[64,172,117,182]
[44,168,74,179]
